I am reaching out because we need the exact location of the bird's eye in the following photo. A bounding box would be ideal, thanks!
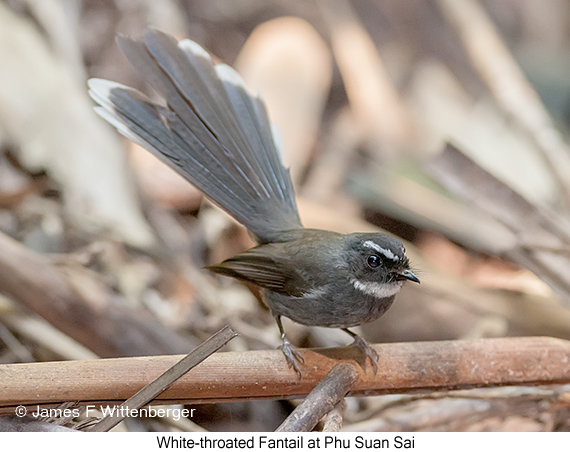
[367,254,381,268]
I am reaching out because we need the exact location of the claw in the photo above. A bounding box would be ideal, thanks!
[349,334,379,374]
[280,337,304,379]
[275,315,304,379]
[342,328,379,373]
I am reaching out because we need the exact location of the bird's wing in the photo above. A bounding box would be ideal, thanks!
[206,245,310,297]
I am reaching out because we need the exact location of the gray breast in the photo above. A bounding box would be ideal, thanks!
[262,285,397,328]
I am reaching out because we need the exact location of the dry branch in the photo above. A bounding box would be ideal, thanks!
[323,399,347,432]
[343,385,570,432]
[0,337,568,416]
[276,363,357,432]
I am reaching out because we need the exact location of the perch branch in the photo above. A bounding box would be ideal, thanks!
[0,337,569,415]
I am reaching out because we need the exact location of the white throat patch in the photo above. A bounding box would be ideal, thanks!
[351,278,402,299]
[363,240,399,262]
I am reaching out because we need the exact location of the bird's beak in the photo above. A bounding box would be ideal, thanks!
[397,269,420,284]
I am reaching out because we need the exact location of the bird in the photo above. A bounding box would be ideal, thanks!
[88,29,420,378]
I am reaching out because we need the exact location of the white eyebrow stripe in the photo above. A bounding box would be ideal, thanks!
[363,240,399,261]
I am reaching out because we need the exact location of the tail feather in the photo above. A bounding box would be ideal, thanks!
[213,62,293,203]
[89,29,301,242]
[89,80,253,216]
[116,34,264,199]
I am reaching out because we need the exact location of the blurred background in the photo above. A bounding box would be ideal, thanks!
[1,0,570,431]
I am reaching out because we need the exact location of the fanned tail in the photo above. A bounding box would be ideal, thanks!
[88,29,301,243]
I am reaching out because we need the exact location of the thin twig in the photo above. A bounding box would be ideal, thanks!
[89,326,238,432]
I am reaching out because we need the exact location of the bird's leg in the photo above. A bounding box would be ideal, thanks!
[275,315,304,379]
[343,328,379,374]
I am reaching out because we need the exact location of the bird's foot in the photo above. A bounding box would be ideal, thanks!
[279,337,304,379]
[350,335,379,374]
